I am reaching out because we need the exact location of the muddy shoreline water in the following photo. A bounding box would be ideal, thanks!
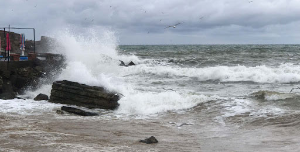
[0,112,201,152]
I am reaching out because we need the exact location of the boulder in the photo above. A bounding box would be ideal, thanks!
[49,80,120,109]
[139,136,158,144]
[119,60,135,67]
[34,93,49,101]
[119,60,126,66]
[60,106,98,116]
[128,61,135,66]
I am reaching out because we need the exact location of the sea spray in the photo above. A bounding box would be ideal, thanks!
[18,28,216,116]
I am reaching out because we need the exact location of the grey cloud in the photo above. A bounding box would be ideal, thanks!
[1,0,300,44]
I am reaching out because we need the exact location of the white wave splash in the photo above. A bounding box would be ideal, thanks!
[124,63,300,83]
[0,99,62,115]
[19,28,214,116]
[116,92,219,116]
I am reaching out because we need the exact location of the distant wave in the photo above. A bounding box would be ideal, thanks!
[124,63,300,83]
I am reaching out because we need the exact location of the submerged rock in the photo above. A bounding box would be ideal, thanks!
[139,136,158,144]
[34,93,49,101]
[49,80,120,109]
[60,106,99,116]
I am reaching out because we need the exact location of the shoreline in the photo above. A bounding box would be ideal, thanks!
[0,112,200,152]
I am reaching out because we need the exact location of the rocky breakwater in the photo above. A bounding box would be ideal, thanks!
[0,53,65,99]
[0,61,45,99]
[49,80,121,110]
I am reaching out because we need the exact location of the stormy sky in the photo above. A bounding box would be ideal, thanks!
[1,0,300,44]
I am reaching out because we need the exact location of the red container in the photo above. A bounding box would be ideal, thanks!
[10,54,20,61]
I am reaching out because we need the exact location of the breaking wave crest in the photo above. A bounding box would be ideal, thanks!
[124,63,300,83]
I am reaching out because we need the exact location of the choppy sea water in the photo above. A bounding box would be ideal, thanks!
[1,31,300,151]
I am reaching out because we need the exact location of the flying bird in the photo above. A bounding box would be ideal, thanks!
[164,22,183,29]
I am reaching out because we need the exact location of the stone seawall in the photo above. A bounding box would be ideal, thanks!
[0,54,65,99]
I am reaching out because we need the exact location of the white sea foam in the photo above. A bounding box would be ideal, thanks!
[0,99,61,115]
[221,99,253,117]
[220,98,286,118]
[116,91,218,115]
[264,93,295,101]
[124,63,300,83]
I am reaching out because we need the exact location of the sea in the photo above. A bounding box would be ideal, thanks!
[1,30,300,151]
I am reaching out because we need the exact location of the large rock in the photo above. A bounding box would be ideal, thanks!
[49,80,120,110]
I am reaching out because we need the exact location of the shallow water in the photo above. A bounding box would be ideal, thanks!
[2,42,300,151]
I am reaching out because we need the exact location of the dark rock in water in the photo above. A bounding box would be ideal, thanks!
[119,60,126,66]
[0,79,16,99]
[61,106,98,116]
[34,93,49,101]
[139,136,158,144]
[128,61,135,66]
[119,60,135,67]
[49,80,120,110]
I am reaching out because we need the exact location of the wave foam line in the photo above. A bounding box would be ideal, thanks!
[124,63,300,83]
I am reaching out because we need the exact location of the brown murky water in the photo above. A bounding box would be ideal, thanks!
[2,107,300,152]
[0,112,201,152]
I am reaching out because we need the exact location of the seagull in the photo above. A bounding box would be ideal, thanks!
[164,22,183,29]
[249,1,253,3]
[199,16,204,20]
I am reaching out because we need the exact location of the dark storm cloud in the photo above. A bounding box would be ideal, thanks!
[1,0,300,44]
